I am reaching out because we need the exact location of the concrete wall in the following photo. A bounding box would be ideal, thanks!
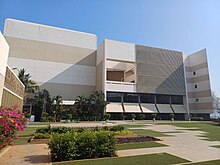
[4,19,97,100]
[105,39,135,62]
[136,45,186,95]
[185,49,212,114]
[0,32,9,105]
[1,66,25,109]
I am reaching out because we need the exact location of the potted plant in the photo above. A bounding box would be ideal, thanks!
[170,113,175,122]
[138,114,145,120]
[66,114,72,123]
[152,113,157,122]
[131,114,136,122]
[103,113,111,122]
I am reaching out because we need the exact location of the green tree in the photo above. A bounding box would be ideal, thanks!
[75,96,90,120]
[89,91,108,119]
[29,89,52,121]
[51,95,63,122]
[75,91,108,121]
[17,68,38,93]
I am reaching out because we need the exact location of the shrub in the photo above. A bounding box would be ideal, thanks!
[66,114,72,120]
[110,125,125,132]
[48,131,116,162]
[103,113,111,121]
[131,114,136,119]
[49,132,78,161]
[138,114,145,120]
[36,127,50,134]
[50,127,72,134]
[34,133,51,139]
[0,105,27,150]
[35,126,72,134]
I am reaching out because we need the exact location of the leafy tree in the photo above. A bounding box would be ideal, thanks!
[89,91,108,119]
[17,68,38,93]
[75,91,108,121]
[75,96,90,120]
[51,95,63,122]
[212,91,220,109]
[28,89,52,121]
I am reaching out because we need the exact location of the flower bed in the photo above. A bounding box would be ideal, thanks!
[0,105,27,150]
[117,136,161,144]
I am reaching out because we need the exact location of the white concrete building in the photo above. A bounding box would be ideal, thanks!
[1,19,213,119]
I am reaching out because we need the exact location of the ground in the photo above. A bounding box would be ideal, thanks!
[1,121,220,165]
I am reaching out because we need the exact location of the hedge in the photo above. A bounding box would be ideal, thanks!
[48,131,116,162]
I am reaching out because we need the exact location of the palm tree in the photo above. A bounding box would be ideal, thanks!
[17,68,38,93]
[51,95,63,121]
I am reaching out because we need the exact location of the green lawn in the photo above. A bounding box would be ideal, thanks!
[186,159,220,165]
[13,126,38,145]
[53,153,189,165]
[129,129,169,137]
[117,141,166,150]
[12,123,49,145]
[159,122,220,141]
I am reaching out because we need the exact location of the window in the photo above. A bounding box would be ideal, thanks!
[140,94,155,103]
[123,93,139,103]
[171,95,183,104]
[156,94,170,104]
[107,92,122,102]
[193,71,196,75]
[195,84,197,88]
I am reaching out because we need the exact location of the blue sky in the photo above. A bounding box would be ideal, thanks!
[0,0,219,96]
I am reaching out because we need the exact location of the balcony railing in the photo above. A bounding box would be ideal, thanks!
[106,80,136,92]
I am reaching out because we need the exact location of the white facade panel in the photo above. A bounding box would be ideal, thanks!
[187,80,211,92]
[171,105,187,113]
[106,81,136,92]
[0,32,9,105]
[141,104,158,113]
[105,39,135,62]
[157,104,173,113]
[8,57,96,86]
[123,103,141,113]
[4,19,97,50]
[106,103,123,113]
[188,97,212,104]
[186,68,208,78]
[0,32,9,77]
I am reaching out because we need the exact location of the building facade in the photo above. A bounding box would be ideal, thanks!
[1,19,213,119]
[0,32,25,110]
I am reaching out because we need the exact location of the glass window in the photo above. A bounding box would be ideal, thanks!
[171,95,183,104]
[107,92,122,102]
[156,94,170,104]
[193,71,196,75]
[123,93,139,103]
[140,93,155,103]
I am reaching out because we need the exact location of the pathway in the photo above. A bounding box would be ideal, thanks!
[0,144,51,165]
[117,124,220,163]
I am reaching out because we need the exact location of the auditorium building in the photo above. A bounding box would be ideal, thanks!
[0,19,213,119]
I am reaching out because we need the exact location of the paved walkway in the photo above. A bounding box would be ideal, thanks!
[0,144,51,165]
[117,124,220,163]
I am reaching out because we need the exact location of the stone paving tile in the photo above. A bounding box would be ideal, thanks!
[0,144,51,165]
[117,124,220,163]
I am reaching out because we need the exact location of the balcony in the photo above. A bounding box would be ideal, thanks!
[106,81,136,92]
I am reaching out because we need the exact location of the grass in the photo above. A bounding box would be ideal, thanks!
[13,124,47,145]
[29,122,59,125]
[129,129,169,137]
[186,159,220,165]
[117,141,166,150]
[159,122,220,141]
[211,145,220,149]
[53,153,189,165]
